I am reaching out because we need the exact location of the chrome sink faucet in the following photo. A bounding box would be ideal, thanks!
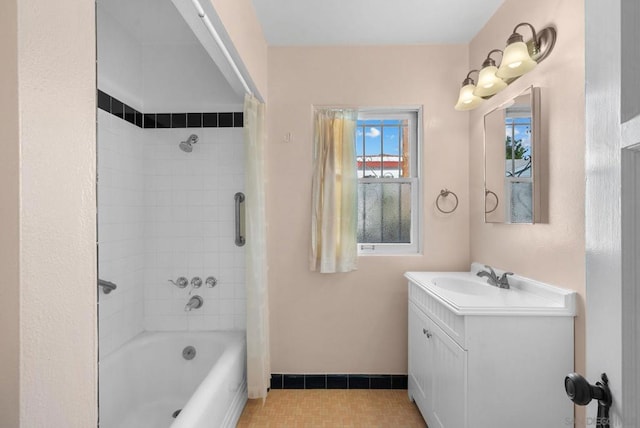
[477,265,513,289]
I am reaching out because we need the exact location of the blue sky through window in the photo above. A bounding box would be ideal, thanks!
[356,119,404,156]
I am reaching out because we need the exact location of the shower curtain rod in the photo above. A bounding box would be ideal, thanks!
[190,0,253,97]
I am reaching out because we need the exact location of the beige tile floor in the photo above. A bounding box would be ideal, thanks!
[237,389,427,427]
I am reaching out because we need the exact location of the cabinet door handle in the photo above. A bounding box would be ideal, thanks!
[423,328,432,338]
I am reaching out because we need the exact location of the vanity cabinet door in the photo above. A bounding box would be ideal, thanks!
[408,302,432,418]
[409,301,467,428]
[429,320,467,428]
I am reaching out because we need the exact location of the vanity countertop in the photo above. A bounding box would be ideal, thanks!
[405,263,576,317]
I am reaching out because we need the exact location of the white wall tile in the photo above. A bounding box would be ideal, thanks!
[141,127,245,333]
[98,112,146,357]
[99,116,246,356]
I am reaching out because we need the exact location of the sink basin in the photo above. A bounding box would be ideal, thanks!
[431,277,501,296]
[405,264,578,316]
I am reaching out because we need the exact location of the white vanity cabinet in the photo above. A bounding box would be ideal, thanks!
[409,301,466,428]
[406,266,576,428]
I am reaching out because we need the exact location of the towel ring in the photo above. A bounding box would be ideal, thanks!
[436,189,458,214]
[485,189,499,213]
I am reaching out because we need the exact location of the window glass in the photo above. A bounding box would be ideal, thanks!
[356,110,419,254]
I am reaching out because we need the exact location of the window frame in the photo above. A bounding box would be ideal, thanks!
[356,107,422,255]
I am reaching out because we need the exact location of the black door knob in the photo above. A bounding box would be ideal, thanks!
[564,373,612,428]
[565,372,603,405]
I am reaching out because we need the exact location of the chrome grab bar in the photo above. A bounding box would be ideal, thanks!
[234,192,246,247]
[98,279,117,294]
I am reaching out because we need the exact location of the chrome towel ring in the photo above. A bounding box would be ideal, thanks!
[485,189,499,214]
[436,189,458,214]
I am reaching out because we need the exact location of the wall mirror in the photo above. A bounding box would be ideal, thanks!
[484,86,541,223]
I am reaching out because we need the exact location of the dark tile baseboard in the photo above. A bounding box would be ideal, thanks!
[270,374,408,390]
[97,89,243,129]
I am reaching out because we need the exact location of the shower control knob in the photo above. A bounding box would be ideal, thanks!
[191,277,203,288]
[205,276,218,288]
[169,277,189,288]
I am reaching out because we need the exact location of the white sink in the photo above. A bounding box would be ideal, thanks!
[431,277,501,296]
[404,262,577,316]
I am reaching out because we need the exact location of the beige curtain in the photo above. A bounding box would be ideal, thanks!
[244,94,270,399]
[310,108,358,273]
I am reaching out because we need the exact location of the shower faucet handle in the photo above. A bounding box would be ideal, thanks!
[191,277,203,288]
[169,277,189,288]
[189,277,203,295]
[205,276,217,288]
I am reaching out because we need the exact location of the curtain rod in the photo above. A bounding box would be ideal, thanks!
[190,0,253,97]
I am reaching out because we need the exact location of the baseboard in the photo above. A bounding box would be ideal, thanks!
[270,374,408,390]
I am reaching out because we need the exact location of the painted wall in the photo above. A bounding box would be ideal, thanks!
[11,0,98,426]
[141,43,242,112]
[97,2,144,111]
[0,0,20,424]
[209,0,268,101]
[98,0,241,113]
[267,45,470,373]
[468,0,586,403]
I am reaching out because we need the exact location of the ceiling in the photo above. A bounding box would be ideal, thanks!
[251,0,505,46]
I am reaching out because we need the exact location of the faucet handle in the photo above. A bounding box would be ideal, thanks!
[169,277,189,288]
[484,265,497,277]
[499,272,514,288]
[189,277,203,294]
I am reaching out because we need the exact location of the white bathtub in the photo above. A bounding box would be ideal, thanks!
[99,331,247,428]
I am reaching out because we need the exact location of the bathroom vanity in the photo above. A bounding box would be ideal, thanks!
[406,263,576,428]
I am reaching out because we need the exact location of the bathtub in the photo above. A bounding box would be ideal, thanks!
[99,331,247,428]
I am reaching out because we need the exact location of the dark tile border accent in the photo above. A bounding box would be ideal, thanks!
[97,89,243,128]
[271,374,408,390]
[203,113,218,127]
[283,374,305,389]
[218,112,233,127]
[270,374,283,390]
[327,375,348,389]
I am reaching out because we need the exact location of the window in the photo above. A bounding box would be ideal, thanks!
[504,115,533,223]
[356,109,420,254]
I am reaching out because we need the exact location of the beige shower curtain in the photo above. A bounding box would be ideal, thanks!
[310,108,359,273]
[244,94,270,399]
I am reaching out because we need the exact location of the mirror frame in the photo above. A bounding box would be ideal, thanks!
[483,86,542,224]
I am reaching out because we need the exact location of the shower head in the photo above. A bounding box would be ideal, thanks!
[179,134,199,152]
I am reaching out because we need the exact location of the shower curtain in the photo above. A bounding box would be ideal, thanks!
[244,94,270,400]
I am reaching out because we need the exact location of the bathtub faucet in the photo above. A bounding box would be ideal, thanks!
[185,295,204,311]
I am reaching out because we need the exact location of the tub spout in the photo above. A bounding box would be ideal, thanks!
[185,295,204,311]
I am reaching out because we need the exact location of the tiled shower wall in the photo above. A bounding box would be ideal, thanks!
[97,1,246,359]
[98,109,146,359]
[98,111,246,359]
[143,126,246,331]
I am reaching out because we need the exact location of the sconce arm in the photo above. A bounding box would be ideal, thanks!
[482,49,504,67]
[462,69,480,85]
[512,22,540,51]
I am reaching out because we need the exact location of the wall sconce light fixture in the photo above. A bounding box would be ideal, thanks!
[474,49,507,97]
[455,22,556,111]
[454,70,483,111]
[497,23,540,78]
